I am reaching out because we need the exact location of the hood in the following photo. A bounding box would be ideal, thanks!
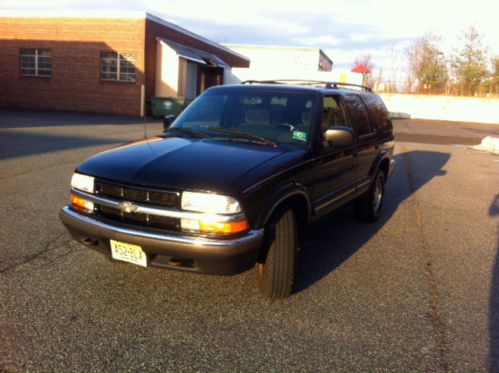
[76,136,287,194]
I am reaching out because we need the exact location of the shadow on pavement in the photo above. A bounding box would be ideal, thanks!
[295,150,450,293]
[489,194,499,371]
[0,109,162,160]
[0,108,150,128]
[466,127,499,137]
[0,130,134,160]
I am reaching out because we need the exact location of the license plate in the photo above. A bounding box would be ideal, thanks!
[110,239,147,267]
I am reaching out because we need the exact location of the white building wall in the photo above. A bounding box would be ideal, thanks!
[223,44,362,86]
[155,40,180,97]
[379,94,499,124]
[227,45,319,71]
[223,67,240,85]
[225,67,362,86]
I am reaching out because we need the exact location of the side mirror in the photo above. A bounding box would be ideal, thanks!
[324,126,355,147]
[163,114,176,131]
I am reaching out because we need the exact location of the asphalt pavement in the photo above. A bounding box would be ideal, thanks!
[394,118,499,145]
[0,109,498,371]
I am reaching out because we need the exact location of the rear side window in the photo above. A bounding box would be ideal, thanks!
[362,94,392,132]
[343,94,374,136]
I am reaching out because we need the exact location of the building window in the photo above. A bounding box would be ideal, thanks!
[20,49,52,77]
[101,52,136,82]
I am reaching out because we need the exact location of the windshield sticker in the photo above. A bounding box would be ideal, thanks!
[292,130,307,142]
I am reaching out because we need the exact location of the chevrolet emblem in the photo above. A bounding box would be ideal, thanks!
[118,201,138,213]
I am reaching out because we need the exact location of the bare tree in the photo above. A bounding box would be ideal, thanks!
[450,25,489,96]
[405,32,448,94]
[387,43,406,93]
[490,56,499,95]
[373,68,384,92]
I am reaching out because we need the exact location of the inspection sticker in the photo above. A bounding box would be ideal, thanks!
[292,130,307,142]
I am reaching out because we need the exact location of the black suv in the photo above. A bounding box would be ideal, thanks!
[60,80,395,299]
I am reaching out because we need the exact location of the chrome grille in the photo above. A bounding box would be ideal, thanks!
[94,180,180,231]
[95,180,179,208]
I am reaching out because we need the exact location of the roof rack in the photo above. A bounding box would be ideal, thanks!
[241,79,372,92]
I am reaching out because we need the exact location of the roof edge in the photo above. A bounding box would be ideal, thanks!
[223,43,333,62]
[146,13,249,62]
[222,43,324,51]
[319,49,333,65]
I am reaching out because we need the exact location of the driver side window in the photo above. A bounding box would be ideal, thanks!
[322,96,347,132]
[322,96,348,149]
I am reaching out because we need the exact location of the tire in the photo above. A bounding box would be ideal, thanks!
[354,171,385,223]
[256,208,297,299]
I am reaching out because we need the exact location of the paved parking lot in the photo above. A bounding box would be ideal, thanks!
[0,109,498,371]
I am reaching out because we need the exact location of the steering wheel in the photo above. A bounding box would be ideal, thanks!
[277,123,295,132]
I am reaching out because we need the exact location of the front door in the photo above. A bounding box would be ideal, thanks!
[312,95,358,214]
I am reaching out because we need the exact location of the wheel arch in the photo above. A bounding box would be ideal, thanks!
[254,185,311,263]
[370,152,391,179]
[255,184,311,240]
[260,187,310,222]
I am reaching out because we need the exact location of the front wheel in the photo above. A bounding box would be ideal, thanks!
[354,171,385,222]
[256,208,297,299]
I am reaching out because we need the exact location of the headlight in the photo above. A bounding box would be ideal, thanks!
[181,191,241,214]
[71,173,94,194]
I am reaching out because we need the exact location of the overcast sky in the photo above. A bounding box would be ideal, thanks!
[2,0,498,80]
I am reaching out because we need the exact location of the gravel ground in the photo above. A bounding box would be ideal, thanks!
[0,109,498,371]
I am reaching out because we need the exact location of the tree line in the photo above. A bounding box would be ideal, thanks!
[354,25,498,96]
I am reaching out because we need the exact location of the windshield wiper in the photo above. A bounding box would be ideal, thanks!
[164,127,210,139]
[206,127,276,146]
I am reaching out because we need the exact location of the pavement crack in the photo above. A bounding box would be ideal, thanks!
[402,148,449,371]
[0,232,77,274]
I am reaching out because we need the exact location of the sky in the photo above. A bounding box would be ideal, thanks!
[2,0,499,81]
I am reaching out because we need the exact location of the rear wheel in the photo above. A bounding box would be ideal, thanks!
[354,171,385,222]
[256,208,297,299]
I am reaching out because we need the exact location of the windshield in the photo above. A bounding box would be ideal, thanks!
[170,90,316,147]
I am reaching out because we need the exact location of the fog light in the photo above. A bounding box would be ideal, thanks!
[71,194,94,212]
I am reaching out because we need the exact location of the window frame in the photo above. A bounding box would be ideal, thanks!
[360,93,393,133]
[322,95,349,131]
[20,49,52,78]
[100,51,136,83]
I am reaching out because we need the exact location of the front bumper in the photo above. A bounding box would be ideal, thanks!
[60,206,263,275]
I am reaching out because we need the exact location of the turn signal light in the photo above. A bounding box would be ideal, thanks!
[71,194,94,212]
[181,218,249,235]
[200,219,249,234]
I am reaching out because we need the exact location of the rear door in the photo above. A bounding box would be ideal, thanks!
[361,93,393,138]
[343,93,378,180]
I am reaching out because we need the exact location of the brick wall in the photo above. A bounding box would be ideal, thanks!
[144,19,249,104]
[0,17,146,116]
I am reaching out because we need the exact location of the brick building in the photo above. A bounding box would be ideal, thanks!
[0,11,249,116]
